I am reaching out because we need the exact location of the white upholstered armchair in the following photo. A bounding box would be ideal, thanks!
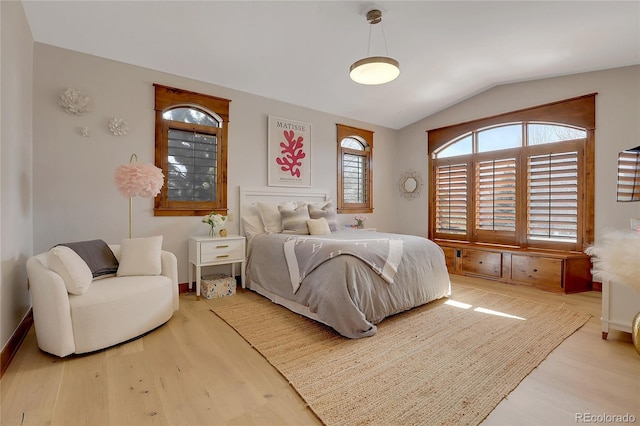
[26,242,179,357]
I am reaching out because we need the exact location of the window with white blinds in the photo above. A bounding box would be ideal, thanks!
[527,151,578,242]
[616,148,640,202]
[435,163,468,235]
[427,93,595,251]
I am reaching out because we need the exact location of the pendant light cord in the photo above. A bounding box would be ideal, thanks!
[366,20,391,57]
[380,22,390,56]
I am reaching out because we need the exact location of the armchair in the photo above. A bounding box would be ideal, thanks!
[26,244,178,357]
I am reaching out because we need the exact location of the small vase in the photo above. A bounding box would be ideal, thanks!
[209,227,218,237]
[357,221,364,229]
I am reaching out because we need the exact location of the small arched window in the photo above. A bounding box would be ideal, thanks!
[337,125,373,213]
[154,84,230,216]
[162,107,221,204]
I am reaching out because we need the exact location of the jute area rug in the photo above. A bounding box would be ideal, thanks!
[211,286,591,426]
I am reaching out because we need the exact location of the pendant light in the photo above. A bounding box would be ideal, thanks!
[349,9,400,85]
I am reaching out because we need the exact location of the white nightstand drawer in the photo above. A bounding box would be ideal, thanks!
[200,239,244,263]
[189,235,247,299]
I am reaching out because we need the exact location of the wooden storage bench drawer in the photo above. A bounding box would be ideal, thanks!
[511,255,562,290]
[462,250,501,278]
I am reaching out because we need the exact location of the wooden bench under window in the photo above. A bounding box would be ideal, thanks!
[437,242,592,294]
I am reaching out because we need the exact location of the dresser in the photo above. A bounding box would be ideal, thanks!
[601,279,640,339]
[188,235,246,300]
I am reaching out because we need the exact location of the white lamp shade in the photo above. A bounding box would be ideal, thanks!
[350,56,400,85]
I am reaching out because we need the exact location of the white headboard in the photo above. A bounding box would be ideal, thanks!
[239,186,330,236]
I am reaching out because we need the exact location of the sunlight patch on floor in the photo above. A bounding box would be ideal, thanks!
[445,299,526,320]
[445,299,472,309]
[473,307,526,320]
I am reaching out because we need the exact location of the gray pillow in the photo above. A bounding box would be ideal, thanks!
[279,203,310,234]
[308,202,338,232]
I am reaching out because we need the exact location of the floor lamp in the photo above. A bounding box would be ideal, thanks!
[114,154,164,238]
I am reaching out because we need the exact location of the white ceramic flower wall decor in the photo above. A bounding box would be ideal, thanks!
[57,88,92,115]
[108,118,129,136]
[80,126,91,137]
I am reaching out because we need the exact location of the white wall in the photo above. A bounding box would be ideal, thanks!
[1,1,34,351]
[396,66,640,241]
[32,44,399,284]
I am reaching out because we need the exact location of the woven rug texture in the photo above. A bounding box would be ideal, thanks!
[211,286,591,426]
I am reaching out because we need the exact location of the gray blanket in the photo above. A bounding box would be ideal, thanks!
[246,230,451,338]
[56,239,119,278]
[284,236,403,293]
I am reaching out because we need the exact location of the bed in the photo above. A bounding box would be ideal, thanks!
[240,186,451,338]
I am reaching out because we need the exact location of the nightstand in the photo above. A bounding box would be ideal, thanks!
[345,226,377,232]
[602,279,640,339]
[188,235,246,300]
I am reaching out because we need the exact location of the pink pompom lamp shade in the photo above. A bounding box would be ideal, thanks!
[114,161,164,198]
[114,154,164,238]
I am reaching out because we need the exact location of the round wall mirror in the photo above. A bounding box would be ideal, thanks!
[398,170,423,200]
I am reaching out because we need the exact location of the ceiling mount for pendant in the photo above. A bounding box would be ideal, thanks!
[349,9,400,85]
[366,9,382,25]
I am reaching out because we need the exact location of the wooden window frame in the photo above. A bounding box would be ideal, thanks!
[153,84,230,216]
[337,124,374,214]
[427,94,596,252]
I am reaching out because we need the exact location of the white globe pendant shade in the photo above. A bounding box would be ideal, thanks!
[350,56,400,85]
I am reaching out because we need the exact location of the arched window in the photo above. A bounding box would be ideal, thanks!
[428,94,595,252]
[337,124,373,213]
[154,84,230,216]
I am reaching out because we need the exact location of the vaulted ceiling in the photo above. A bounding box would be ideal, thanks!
[22,1,640,129]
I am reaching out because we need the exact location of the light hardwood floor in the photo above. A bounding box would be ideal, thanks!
[2,276,638,426]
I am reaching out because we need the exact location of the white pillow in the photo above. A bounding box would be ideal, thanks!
[307,218,331,235]
[242,215,265,239]
[279,203,311,234]
[48,246,93,295]
[117,235,163,276]
[257,201,296,233]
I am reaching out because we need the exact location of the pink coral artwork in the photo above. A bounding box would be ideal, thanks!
[276,130,306,178]
[268,116,311,187]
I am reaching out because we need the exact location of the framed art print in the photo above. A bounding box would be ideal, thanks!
[268,116,311,187]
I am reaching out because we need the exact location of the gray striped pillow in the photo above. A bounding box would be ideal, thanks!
[279,203,310,234]
[308,202,338,232]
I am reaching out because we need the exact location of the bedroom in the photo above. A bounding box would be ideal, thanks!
[2,1,639,424]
